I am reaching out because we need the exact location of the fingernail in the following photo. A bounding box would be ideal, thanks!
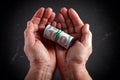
[86,24,90,30]
[61,7,67,12]
[46,7,53,12]
[69,8,75,13]
[40,7,45,10]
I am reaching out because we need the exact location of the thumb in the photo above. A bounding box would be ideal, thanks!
[24,21,35,46]
[81,24,92,47]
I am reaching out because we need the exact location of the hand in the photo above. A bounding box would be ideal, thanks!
[56,7,92,80]
[24,7,57,80]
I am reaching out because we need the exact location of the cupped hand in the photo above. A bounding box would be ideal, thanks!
[56,7,92,79]
[24,7,57,71]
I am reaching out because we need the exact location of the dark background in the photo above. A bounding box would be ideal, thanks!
[1,0,120,80]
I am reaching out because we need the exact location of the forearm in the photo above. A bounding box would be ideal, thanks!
[25,65,54,80]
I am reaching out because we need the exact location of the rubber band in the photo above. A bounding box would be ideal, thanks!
[54,30,63,41]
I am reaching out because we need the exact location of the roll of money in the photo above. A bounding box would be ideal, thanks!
[43,25,74,49]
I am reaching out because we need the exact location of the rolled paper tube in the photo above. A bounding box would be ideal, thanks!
[43,25,74,49]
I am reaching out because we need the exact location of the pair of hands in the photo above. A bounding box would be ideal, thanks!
[24,7,92,80]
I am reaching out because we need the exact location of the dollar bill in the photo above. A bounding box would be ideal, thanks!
[43,25,74,49]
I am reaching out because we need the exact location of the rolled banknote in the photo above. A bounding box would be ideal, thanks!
[43,25,74,49]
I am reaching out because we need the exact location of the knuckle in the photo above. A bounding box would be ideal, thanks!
[87,46,92,54]
[41,18,48,23]
[24,29,27,35]
[24,45,27,53]
[24,45,28,52]
[24,29,29,36]
[24,45,30,54]
[89,31,92,37]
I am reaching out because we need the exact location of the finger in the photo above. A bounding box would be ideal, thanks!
[66,18,74,34]
[60,7,69,19]
[58,13,68,33]
[31,7,45,24]
[68,8,84,33]
[56,23,62,29]
[39,7,53,29]
[81,24,92,47]
[48,12,56,25]
[51,21,57,27]
[61,7,74,34]
[24,21,35,46]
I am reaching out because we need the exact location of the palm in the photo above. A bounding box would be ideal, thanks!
[24,8,56,71]
[33,8,56,69]
[55,7,86,74]
[32,30,55,64]
[56,7,84,53]
[56,32,81,61]
[37,28,56,66]
[56,7,92,71]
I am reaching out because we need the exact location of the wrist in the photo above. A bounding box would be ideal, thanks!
[69,62,86,69]
[25,64,54,80]
[58,64,74,80]
[69,63,92,80]
[58,62,86,80]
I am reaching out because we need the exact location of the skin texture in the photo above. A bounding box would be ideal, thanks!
[56,7,92,80]
[24,7,92,80]
[24,7,56,80]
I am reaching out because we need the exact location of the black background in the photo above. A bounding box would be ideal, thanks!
[1,0,120,80]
